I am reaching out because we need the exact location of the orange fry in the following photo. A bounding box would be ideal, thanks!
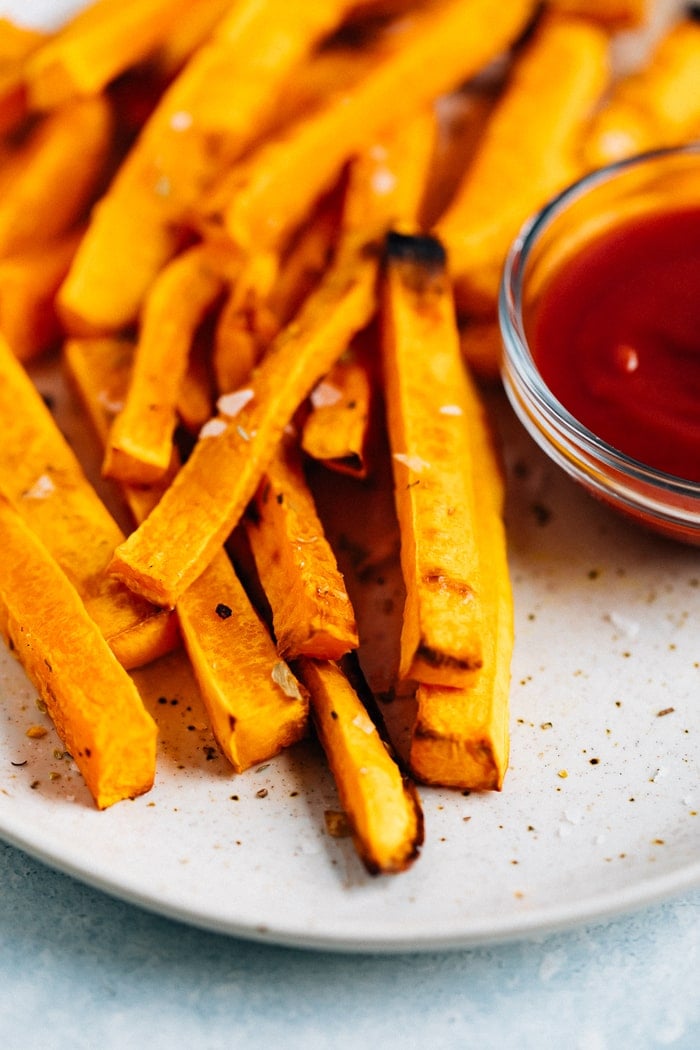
[342,106,438,239]
[245,437,358,661]
[0,95,112,258]
[458,316,505,381]
[58,0,361,334]
[437,11,609,317]
[297,657,423,874]
[177,335,217,434]
[0,336,176,670]
[381,232,486,687]
[421,88,500,228]
[212,252,279,396]
[0,227,82,361]
[65,336,309,773]
[151,0,235,78]
[110,247,378,607]
[0,18,47,64]
[267,188,344,328]
[0,18,47,134]
[177,558,310,773]
[0,494,158,810]
[26,0,196,109]
[212,0,536,253]
[301,343,375,479]
[104,242,231,484]
[546,0,648,28]
[409,367,512,791]
[583,15,700,168]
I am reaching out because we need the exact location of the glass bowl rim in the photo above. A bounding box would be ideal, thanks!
[498,141,700,505]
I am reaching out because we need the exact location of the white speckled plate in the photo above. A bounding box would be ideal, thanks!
[0,0,697,953]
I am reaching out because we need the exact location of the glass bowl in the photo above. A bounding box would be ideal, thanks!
[499,143,700,545]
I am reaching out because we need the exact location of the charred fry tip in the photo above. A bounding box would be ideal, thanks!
[414,643,483,674]
[356,777,424,876]
[687,3,700,21]
[384,229,447,270]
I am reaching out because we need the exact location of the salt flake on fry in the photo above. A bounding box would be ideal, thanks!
[199,418,228,440]
[22,474,55,499]
[392,452,431,473]
[217,388,255,417]
[310,381,343,409]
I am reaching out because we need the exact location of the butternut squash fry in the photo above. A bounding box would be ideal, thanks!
[546,0,648,28]
[0,95,112,258]
[149,0,235,79]
[0,19,47,64]
[213,0,536,252]
[177,335,216,434]
[58,0,361,333]
[296,657,423,874]
[25,0,197,109]
[301,346,374,479]
[0,19,47,135]
[458,316,505,380]
[267,188,344,328]
[408,368,512,790]
[212,252,279,396]
[245,436,358,660]
[437,11,609,317]
[197,24,405,231]
[63,336,177,523]
[109,247,379,608]
[0,227,82,361]
[273,30,392,119]
[178,558,310,772]
[583,15,700,168]
[421,88,499,228]
[0,494,157,810]
[381,231,486,687]
[0,70,28,138]
[64,336,309,773]
[103,242,230,485]
[299,108,437,476]
[0,336,176,669]
[59,193,183,339]
[342,106,438,239]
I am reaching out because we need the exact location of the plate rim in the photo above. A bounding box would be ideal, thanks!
[1,809,699,953]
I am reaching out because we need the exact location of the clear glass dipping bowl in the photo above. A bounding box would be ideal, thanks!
[499,143,700,545]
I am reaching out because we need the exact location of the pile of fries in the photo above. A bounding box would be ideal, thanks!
[0,0,697,874]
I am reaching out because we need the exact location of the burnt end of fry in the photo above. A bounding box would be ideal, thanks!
[384,230,447,271]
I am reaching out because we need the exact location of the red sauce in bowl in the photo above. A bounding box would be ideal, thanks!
[531,206,700,482]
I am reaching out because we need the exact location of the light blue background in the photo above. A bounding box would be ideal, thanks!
[1,840,698,1049]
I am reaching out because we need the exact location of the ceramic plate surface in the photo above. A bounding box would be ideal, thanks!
[0,0,696,953]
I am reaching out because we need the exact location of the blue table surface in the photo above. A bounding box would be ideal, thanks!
[1,839,698,1049]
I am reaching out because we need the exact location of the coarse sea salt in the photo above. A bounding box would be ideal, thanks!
[170,110,193,132]
[23,474,55,499]
[271,661,303,701]
[371,168,397,196]
[199,418,227,439]
[154,175,171,198]
[310,381,342,409]
[606,610,641,639]
[217,388,254,418]
[97,390,124,415]
[351,713,375,735]
[393,452,430,473]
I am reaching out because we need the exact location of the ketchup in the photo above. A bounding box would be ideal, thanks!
[531,206,700,482]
